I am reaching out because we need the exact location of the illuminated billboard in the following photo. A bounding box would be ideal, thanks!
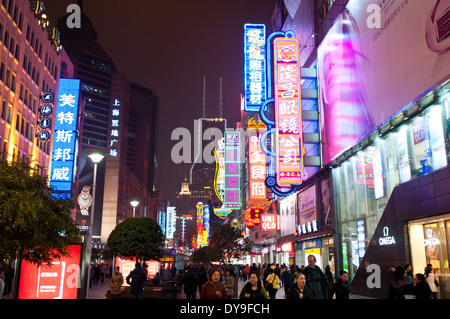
[18,244,82,299]
[224,132,241,209]
[244,23,267,112]
[196,202,204,248]
[166,207,175,239]
[49,79,80,198]
[318,0,450,164]
[273,37,304,186]
[115,257,159,286]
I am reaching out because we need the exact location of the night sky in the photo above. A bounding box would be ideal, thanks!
[45,0,277,203]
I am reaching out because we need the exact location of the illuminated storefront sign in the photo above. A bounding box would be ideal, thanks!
[166,207,175,239]
[50,79,80,198]
[273,37,304,186]
[224,132,241,209]
[196,202,204,248]
[18,244,82,299]
[378,226,396,246]
[109,98,121,157]
[203,204,210,246]
[244,23,267,112]
[261,213,278,231]
[248,118,268,204]
[115,257,159,285]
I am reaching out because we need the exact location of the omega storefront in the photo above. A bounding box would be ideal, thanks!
[318,0,450,299]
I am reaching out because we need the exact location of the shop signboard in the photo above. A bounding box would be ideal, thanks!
[297,185,317,236]
[280,194,296,237]
[49,78,80,198]
[244,23,267,112]
[273,37,304,186]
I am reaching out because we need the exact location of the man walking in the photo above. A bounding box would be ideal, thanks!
[302,255,328,299]
[126,262,147,299]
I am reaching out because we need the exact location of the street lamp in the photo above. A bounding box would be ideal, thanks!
[81,148,106,299]
[130,200,139,217]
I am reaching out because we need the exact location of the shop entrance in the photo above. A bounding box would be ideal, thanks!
[408,213,450,299]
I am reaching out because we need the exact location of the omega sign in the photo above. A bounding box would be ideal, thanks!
[378,227,396,246]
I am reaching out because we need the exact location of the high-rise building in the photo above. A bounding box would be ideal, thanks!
[56,3,160,243]
[0,0,61,172]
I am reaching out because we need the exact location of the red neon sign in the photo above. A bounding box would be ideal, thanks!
[273,37,304,186]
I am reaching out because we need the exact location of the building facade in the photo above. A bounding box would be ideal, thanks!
[0,0,60,172]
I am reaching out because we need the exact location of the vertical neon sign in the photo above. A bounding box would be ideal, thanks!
[244,24,266,112]
[248,118,267,202]
[224,132,241,209]
[273,37,304,186]
[50,79,80,198]
[196,202,204,248]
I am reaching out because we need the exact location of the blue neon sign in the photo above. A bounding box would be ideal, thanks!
[244,23,267,113]
[50,78,80,198]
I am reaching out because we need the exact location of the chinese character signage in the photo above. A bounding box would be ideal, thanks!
[109,98,121,157]
[248,118,268,204]
[50,79,80,197]
[224,132,241,209]
[203,204,210,247]
[244,23,267,112]
[196,202,204,247]
[273,37,304,186]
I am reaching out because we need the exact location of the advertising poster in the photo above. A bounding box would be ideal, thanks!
[18,244,82,299]
[280,194,296,237]
[318,0,450,164]
[298,185,317,236]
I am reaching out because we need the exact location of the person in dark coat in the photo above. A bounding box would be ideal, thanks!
[126,262,147,299]
[281,268,294,295]
[387,266,414,299]
[286,273,312,300]
[302,255,328,299]
[329,270,351,299]
[197,265,208,294]
[239,271,267,299]
[178,267,199,299]
[413,273,432,299]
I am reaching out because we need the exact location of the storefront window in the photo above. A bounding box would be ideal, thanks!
[334,92,450,282]
[409,214,450,299]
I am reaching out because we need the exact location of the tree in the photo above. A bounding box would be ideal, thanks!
[107,217,164,262]
[0,158,81,272]
[190,246,220,264]
[209,224,252,263]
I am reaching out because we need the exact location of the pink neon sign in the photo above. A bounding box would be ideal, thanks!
[273,37,304,186]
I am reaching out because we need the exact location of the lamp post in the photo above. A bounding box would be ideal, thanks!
[81,148,105,299]
[130,200,139,217]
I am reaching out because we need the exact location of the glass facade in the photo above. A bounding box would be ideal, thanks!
[333,92,450,280]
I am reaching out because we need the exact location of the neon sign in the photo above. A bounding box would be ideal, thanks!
[244,24,267,112]
[248,118,268,203]
[109,99,121,157]
[166,207,175,240]
[224,132,241,209]
[196,202,204,248]
[50,79,80,198]
[273,37,304,186]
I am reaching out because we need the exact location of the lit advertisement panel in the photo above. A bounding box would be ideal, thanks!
[18,244,82,299]
[196,202,204,248]
[273,37,304,186]
[244,23,267,112]
[261,213,278,231]
[203,204,210,246]
[224,132,241,209]
[318,0,450,165]
[115,257,159,286]
[49,79,80,197]
[166,207,175,239]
